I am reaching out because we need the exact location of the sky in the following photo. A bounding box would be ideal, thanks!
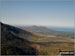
[1,0,74,28]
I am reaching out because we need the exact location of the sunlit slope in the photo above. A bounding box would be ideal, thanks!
[30,33,74,55]
[18,25,74,38]
[24,26,74,55]
[30,33,74,42]
[1,22,74,55]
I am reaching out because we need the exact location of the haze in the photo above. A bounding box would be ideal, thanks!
[1,0,74,28]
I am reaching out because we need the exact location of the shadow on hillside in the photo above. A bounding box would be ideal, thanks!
[1,22,38,55]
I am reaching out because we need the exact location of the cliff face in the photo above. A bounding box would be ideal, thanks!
[1,22,38,55]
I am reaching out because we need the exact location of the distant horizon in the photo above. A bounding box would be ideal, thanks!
[1,22,74,29]
[1,0,74,28]
[1,21,74,33]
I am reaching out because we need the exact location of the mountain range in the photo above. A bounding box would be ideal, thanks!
[1,22,74,55]
[17,25,74,38]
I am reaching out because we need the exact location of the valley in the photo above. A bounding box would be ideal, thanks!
[1,22,74,55]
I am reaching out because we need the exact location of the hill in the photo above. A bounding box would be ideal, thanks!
[1,22,38,55]
[18,25,74,38]
[1,22,74,55]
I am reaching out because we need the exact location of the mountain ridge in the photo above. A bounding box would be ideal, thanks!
[1,22,74,55]
[17,25,74,38]
[1,22,38,55]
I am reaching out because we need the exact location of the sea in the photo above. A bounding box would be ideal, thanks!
[47,26,74,33]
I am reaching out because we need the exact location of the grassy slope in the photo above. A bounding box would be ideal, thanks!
[1,22,74,55]
[30,34,74,55]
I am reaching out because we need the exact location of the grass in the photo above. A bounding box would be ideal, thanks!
[30,35,74,42]
[30,35,74,55]
[32,43,74,55]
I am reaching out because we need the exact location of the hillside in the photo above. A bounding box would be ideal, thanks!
[18,25,74,38]
[1,22,38,55]
[1,22,74,55]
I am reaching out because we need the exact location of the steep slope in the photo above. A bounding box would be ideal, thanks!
[1,22,38,55]
[1,22,74,55]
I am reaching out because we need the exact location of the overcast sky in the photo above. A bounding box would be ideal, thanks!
[1,0,74,28]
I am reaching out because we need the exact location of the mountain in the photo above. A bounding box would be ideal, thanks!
[1,22,38,55]
[1,22,74,55]
[17,25,74,38]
